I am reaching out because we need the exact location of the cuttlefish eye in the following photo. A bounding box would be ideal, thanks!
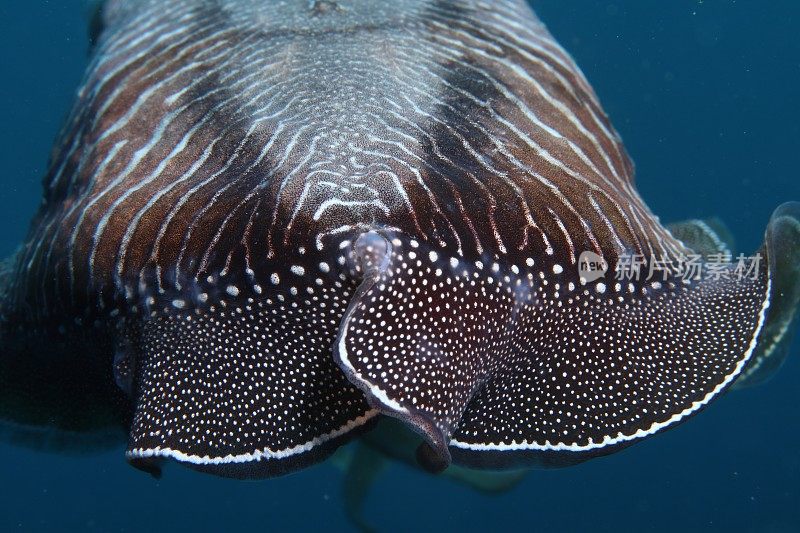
[0,0,797,480]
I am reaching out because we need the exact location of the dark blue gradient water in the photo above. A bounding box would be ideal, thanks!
[1,2,798,531]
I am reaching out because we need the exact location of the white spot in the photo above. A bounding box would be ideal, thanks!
[319,262,330,273]
[596,282,607,294]
[271,273,280,285]
[226,285,240,297]
[291,265,305,276]
[553,264,563,274]
[429,251,438,262]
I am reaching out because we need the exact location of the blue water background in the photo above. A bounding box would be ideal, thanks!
[0,1,798,531]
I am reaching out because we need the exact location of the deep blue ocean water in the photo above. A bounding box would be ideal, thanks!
[0,1,798,531]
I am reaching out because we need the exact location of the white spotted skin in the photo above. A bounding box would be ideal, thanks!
[336,234,771,467]
[124,242,379,477]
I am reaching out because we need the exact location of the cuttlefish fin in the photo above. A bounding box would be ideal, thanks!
[86,0,142,49]
[0,360,128,454]
[84,0,107,48]
[0,276,129,454]
[736,202,800,388]
[667,217,735,258]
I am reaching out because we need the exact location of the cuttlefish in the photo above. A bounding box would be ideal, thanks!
[1,0,798,481]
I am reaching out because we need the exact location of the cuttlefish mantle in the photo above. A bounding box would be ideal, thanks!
[0,0,798,479]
